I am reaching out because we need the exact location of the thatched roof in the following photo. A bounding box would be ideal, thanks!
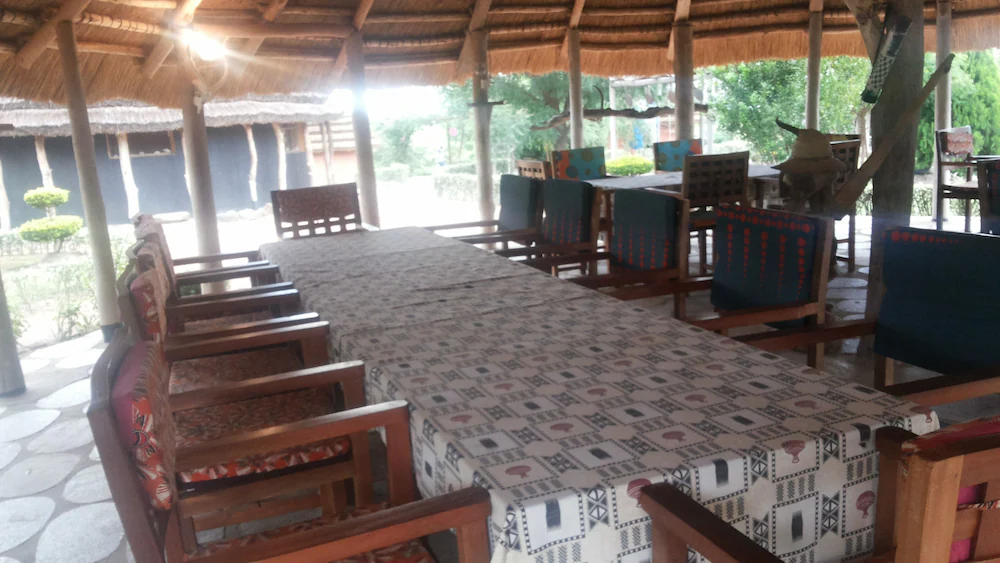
[0,0,997,108]
[0,93,340,136]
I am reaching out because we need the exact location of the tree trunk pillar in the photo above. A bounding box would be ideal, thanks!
[244,125,258,204]
[116,133,140,218]
[609,86,617,158]
[272,123,287,191]
[35,136,55,190]
[56,20,119,341]
[180,81,222,261]
[674,22,695,140]
[0,156,10,231]
[933,0,952,222]
[346,32,380,228]
[567,28,584,149]
[863,0,924,357]
[470,29,496,224]
[806,7,823,130]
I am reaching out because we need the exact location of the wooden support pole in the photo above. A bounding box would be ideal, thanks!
[17,0,92,69]
[272,123,287,191]
[567,28,584,149]
[346,32,379,227]
[321,121,334,183]
[34,136,55,191]
[179,81,223,263]
[674,22,695,140]
[933,0,952,222]
[0,268,25,396]
[56,20,119,339]
[456,0,492,77]
[470,29,495,224]
[0,157,9,231]
[243,125,258,202]
[862,0,924,339]
[116,133,140,218]
[806,2,823,130]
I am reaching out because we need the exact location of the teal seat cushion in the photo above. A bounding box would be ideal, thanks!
[610,190,680,270]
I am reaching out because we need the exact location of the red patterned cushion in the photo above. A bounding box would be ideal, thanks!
[173,388,349,483]
[129,271,168,340]
[134,219,178,292]
[168,346,302,395]
[187,504,433,561]
[111,341,176,510]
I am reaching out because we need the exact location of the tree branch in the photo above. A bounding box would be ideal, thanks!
[531,103,709,130]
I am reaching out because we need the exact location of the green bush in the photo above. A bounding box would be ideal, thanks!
[54,301,96,341]
[19,216,84,252]
[433,174,499,203]
[377,163,411,183]
[606,155,654,177]
[24,187,70,214]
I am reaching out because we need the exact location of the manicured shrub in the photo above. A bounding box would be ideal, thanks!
[24,187,70,216]
[606,155,654,176]
[19,216,84,252]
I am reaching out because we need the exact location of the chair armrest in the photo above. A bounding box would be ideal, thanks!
[522,251,611,271]
[170,360,364,412]
[163,320,328,362]
[456,228,540,245]
[687,301,821,332]
[172,250,261,266]
[175,400,408,473]
[166,312,320,344]
[939,161,976,169]
[640,482,783,563]
[734,320,876,351]
[425,219,498,232]
[173,282,294,305]
[881,365,1000,406]
[496,242,593,258]
[576,274,711,292]
[200,487,492,563]
[167,289,299,321]
[175,263,278,286]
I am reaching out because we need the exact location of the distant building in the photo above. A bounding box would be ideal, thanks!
[0,94,351,230]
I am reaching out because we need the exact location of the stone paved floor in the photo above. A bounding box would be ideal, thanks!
[1,214,995,563]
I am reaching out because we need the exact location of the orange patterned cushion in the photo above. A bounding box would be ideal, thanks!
[187,504,434,562]
[173,388,349,483]
[111,341,177,510]
[130,270,169,340]
[168,346,302,395]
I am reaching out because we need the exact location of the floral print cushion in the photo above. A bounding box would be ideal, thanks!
[111,340,177,510]
[187,504,433,562]
[173,388,350,483]
[168,346,302,395]
[129,270,169,340]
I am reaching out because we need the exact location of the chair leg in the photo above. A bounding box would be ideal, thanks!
[673,292,686,319]
[965,199,972,232]
[807,342,825,370]
[847,212,856,272]
[936,191,945,230]
[698,230,708,276]
[320,481,347,517]
[180,515,198,553]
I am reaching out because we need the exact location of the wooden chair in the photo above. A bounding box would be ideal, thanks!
[641,482,782,563]
[936,126,983,232]
[524,188,690,309]
[737,226,1000,405]
[978,158,1000,235]
[653,138,703,173]
[549,147,607,181]
[90,330,382,556]
[661,205,834,368]
[830,139,862,271]
[516,158,552,179]
[272,183,364,239]
[89,333,491,563]
[682,151,751,275]
[873,421,1000,562]
[426,174,543,248]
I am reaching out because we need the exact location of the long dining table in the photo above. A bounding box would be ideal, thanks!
[587,164,780,192]
[260,227,938,563]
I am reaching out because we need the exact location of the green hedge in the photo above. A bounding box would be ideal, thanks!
[19,216,84,252]
[433,174,499,203]
[23,187,70,212]
[606,155,654,177]
[377,163,411,183]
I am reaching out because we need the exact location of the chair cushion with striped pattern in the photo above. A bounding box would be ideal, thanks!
[540,179,595,245]
[610,189,680,270]
[497,174,542,232]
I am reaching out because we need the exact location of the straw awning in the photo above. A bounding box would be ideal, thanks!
[0,0,996,108]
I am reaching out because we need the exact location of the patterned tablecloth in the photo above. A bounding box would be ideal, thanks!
[260,228,939,563]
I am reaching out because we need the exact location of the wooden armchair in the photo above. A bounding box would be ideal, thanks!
[272,183,365,239]
[830,139,862,272]
[90,333,490,563]
[641,482,782,563]
[978,158,1000,234]
[526,188,690,310]
[426,174,543,248]
[936,126,992,232]
[516,158,552,179]
[653,138,703,172]
[737,226,1000,406]
[682,151,751,275]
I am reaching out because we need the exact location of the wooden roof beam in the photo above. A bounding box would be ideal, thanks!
[231,0,288,77]
[490,5,569,15]
[16,0,93,69]
[455,0,492,77]
[559,0,586,59]
[667,0,691,60]
[94,0,177,8]
[583,5,673,17]
[330,0,376,82]
[140,0,204,77]
[193,21,352,38]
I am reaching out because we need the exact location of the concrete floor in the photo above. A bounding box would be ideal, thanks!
[0,213,994,563]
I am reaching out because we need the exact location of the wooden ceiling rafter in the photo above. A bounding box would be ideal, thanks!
[667,0,691,60]
[139,0,204,77]
[329,0,376,82]
[455,0,492,77]
[559,0,586,59]
[16,0,93,69]
[228,0,288,78]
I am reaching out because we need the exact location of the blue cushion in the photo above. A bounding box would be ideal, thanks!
[874,227,1000,373]
[982,159,1000,235]
[610,190,680,270]
[711,206,822,323]
[654,139,703,172]
[497,175,541,232]
[540,179,595,245]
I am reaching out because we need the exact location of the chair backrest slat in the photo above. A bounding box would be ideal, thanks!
[653,139,703,172]
[272,183,363,239]
[682,152,750,208]
[540,179,597,246]
[550,147,606,181]
[515,159,552,180]
[609,189,684,271]
[497,174,543,232]
[978,158,1000,235]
